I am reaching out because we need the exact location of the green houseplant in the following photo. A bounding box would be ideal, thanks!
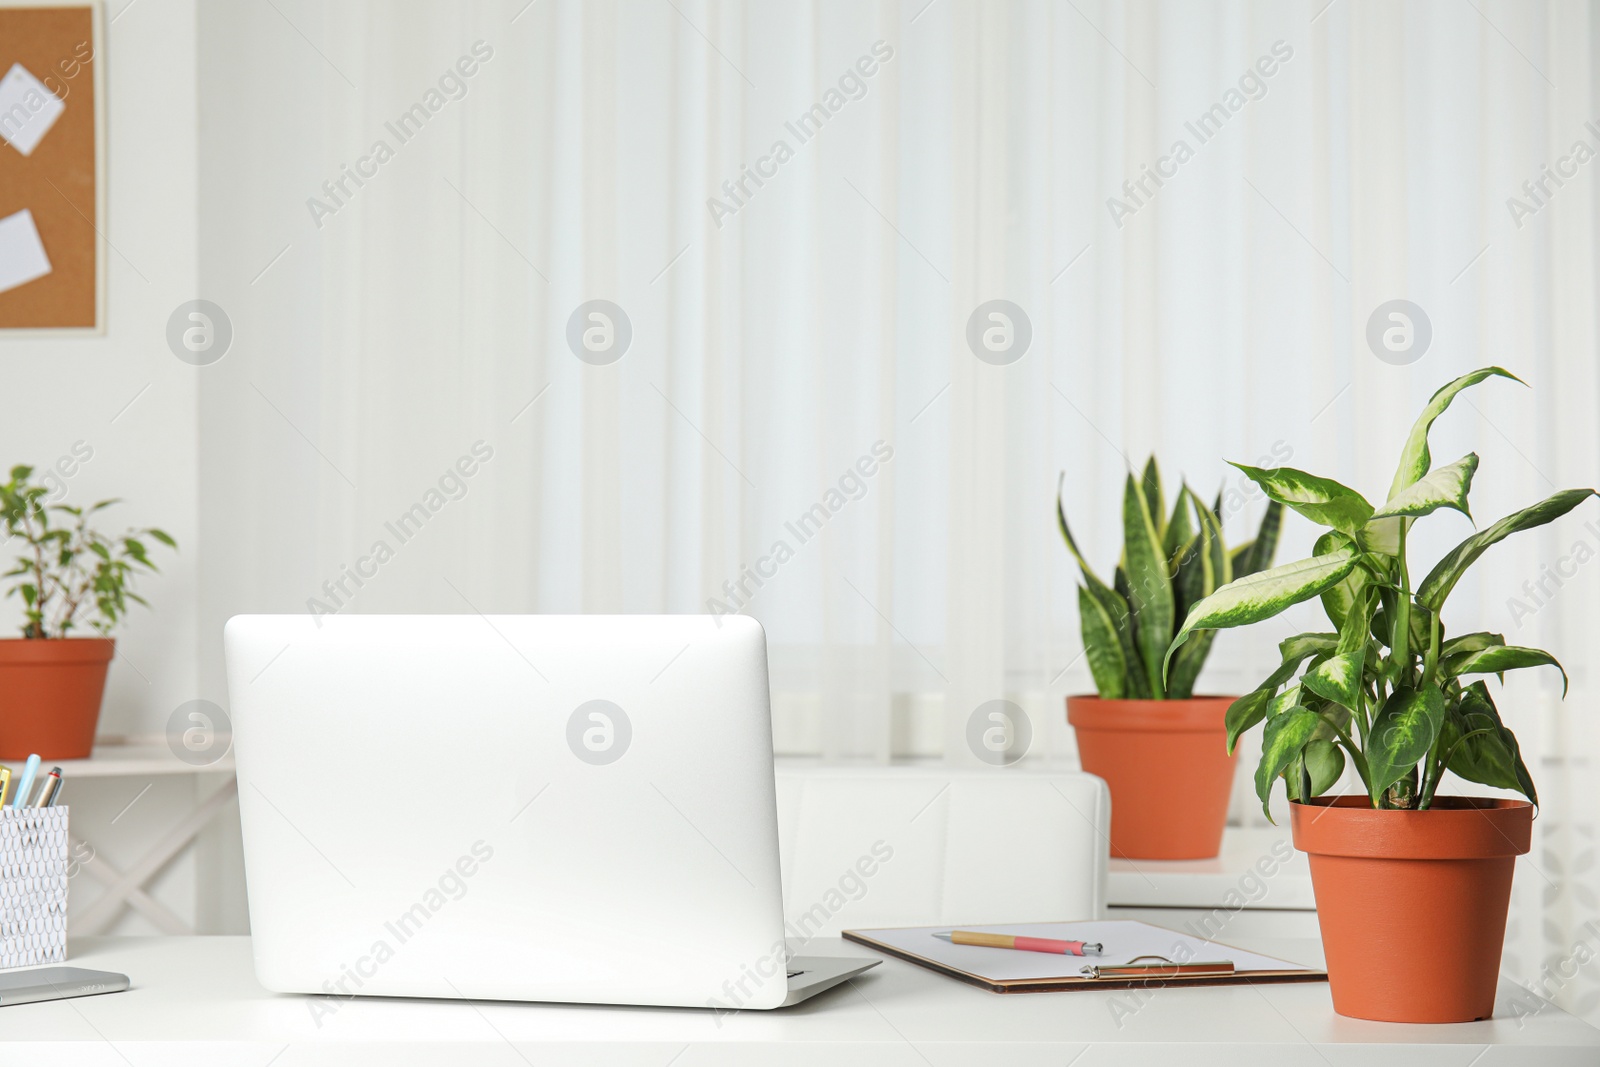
[1058,456,1283,858]
[0,465,175,758]
[1164,368,1597,1022]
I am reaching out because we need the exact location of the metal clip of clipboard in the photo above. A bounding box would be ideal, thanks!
[1080,955,1236,979]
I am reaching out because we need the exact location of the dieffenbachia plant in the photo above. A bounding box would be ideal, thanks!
[1164,368,1598,816]
[1058,457,1284,701]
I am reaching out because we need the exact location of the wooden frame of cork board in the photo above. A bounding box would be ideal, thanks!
[0,0,105,333]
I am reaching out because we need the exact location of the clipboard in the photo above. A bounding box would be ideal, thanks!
[841,920,1327,994]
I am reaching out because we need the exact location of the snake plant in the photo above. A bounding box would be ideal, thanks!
[1165,368,1597,816]
[1058,457,1283,701]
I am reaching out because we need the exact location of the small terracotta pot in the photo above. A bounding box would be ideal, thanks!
[1066,695,1237,860]
[1291,795,1533,1022]
[0,637,115,759]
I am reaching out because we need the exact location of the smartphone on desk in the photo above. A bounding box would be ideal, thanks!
[0,966,129,1006]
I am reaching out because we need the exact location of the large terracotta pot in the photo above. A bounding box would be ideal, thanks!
[0,637,115,759]
[1291,795,1533,1022]
[1066,695,1237,860]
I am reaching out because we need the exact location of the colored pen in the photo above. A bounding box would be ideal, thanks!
[934,930,1103,956]
[0,767,10,807]
[32,767,62,808]
[11,754,39,809]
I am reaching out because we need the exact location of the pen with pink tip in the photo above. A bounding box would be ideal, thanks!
[933,930,1103,956]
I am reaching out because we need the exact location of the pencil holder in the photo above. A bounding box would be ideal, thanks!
[0,806,69,969]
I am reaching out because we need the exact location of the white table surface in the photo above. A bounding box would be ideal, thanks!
[1,936,1594,1066]
[1108,826,1316,910]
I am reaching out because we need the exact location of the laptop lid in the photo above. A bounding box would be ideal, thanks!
[224,613,788,1009]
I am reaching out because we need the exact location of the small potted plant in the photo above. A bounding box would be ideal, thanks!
[0,465,175,759]
[1058,456,1283,859]
[1165,368,1596,1023]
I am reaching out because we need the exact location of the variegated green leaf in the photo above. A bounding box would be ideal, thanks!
[1335,584,1376,656]
[1124,473,1174,698]
[1360,516,1402,556]
[1165,547,1360,678]
[1366,685,1446,801]
[1371,453,1478,521]
[1256,707,1321,822]
[1301,651,1363,711]
[1267,683,1303,719]
[1313,532,1366,629]
[1443,645,1568,697]
[1225,689,1273,754]
[1418,489,1599,610]
[1279,632,1337,662]
[1229,463,1374,535]
[1077,584,1127,700]
[1388,367,1522,500]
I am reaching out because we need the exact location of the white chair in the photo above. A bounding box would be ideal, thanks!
[774,766,1110,939]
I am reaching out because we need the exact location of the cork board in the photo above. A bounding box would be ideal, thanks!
[0,1,103,331]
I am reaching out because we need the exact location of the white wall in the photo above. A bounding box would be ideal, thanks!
[0,2,199,735]
[0,0,243,935]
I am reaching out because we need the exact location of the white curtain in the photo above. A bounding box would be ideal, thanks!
[197,0,1600,1019]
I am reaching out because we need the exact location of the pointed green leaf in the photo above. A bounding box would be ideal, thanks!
[1388,367,1523,500]
[1229,463,1374,535]
[1440,632,1504,659]
[1163,485,1196,565]
[1168,493,1232,700]
[1443,645,1568,697]
[1256,707,1322,822]
[1366,685,1447,801]
[1233,500,1284,579]
[1418,489,1599,610]
[1228,540,1254,580]
[1372,453,1478,521]
[1301,738,1346,797]
[1301,651,1363,710]
[1059,474,1149,697]
[1172,533,1205,630]
[1077,585,1127,700]
[1124,473,1174,698]
[1166,547,1360,677]
[1057,474,1112,595]
[1442,683,1537,805]
[1141,457,1166,541]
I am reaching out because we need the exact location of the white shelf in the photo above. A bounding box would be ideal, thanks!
[13,736,235,779]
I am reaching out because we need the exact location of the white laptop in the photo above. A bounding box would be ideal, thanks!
[223,613,877,1010]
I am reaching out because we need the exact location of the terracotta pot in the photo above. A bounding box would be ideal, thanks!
[1291,795,1533,1022]
[0,637,115,759]
[1066,695,1237,860]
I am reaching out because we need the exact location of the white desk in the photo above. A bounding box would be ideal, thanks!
[2,936,1594,1065]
